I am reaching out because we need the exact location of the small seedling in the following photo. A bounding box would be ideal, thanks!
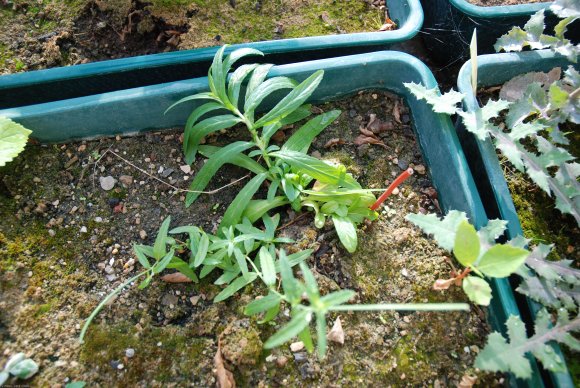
[0,353,39,385]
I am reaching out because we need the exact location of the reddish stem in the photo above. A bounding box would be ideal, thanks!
[370,168,414,211]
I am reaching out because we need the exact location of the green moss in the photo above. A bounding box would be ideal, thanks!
[81,323,214,385]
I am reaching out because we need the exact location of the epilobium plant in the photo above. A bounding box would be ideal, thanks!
[166,45,379,252]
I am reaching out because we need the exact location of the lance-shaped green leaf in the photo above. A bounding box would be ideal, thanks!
[404,82,464,115]
[332,215,358,253]
[166,257,199,282]
[220,173,268,230]
[271,150,360,188]
[164,92,220,114]
[259,246,277,287]
[264,309,311,349]
[454,220,480,267]
[222,47,263,75]
[228,63,260,107]
[186,141,254,207]
[198,145,267,175]
[183,102,225,162]
[244,292,282,315]
[0,117,32,167]
[214,272,258,302]
[282,109,341,153]
[243,196,290,223]
[153,216,171,260]
[185,114,243,162]
[462,276,492,306]
[255,70,324,128]
[244,64,274,106]
[192,232,210,268]
[406,210,468,251]
[209,45,230,106]
[261,104,312,144]
[244,77,297,117]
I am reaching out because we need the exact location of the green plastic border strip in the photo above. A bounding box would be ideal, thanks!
[448,0,549,18]
[457,50,576,388]
[1,50,541,386]
[0,0,422,92]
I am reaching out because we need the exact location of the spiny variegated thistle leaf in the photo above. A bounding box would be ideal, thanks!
[477,219,508,246]
[526,243,580,285]
[0,117,32,167]
[476,310,580,378]
[550,0,580,18]
[459,99,510,141]
[475,315,532,379]
[405,210,468,251]
[495,8,579,61]
[403,82,463,115]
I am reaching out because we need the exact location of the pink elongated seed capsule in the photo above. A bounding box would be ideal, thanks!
[370,168,414,211]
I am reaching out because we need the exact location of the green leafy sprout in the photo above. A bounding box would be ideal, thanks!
[166,45,379,252]
[0,353,39,386]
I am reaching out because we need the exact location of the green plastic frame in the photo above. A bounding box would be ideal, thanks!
[0,0,423,108]
[2,50,542,386]
[456,50,576,388]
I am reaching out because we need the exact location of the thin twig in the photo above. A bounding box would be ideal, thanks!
[93,147,250,195]
[277,212,311,231]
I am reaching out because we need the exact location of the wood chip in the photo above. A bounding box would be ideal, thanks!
[161,272,193,283]
[458,374,477,388]
[324,138,345,148]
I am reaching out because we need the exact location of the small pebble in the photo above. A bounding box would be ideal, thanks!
[139,230,147,240]
[117,363,124,370]
[290,341,305,352]
[100,176,117,191]
[94,217,103,223]
[125,348,135,358]
[80,226,88,233]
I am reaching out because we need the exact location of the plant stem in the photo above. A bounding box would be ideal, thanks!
[329,303,470,312]
[370,168,414,211]
[79,269,149,343]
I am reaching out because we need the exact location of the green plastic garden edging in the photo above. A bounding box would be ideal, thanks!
[456,49,577,388]
[0,0,422,109]
[420,0,579,65]
[1,49,548,387]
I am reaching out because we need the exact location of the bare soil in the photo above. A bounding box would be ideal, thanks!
[0,0,388,74]
[0,91,497,386]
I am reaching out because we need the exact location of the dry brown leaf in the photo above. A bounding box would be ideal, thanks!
[324,138,345,148]
[499,68,561,101]
[161,272,193,283]
[215,341,236,388]
[327,316,345,344]
[354,135,387,149]
[433,278,455,290]
[359,127,374,137]
[393,100,401,124]
[458,374,477,388]
[367,114,394,134]
[379,20,396,31]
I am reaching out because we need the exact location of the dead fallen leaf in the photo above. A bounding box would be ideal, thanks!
[379,19,396,31]
[499,68,561,101]
[272,130,286,142]
[324,138,345,148]
[215,341,236,388]
[359,126,375,137]
[327,316,345,344]
[161,272,193,283]
[393,100,401,124]
[458,374,477,388]
[367,114,394,134]
[433,278,456,290]
[354,135,388,149]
